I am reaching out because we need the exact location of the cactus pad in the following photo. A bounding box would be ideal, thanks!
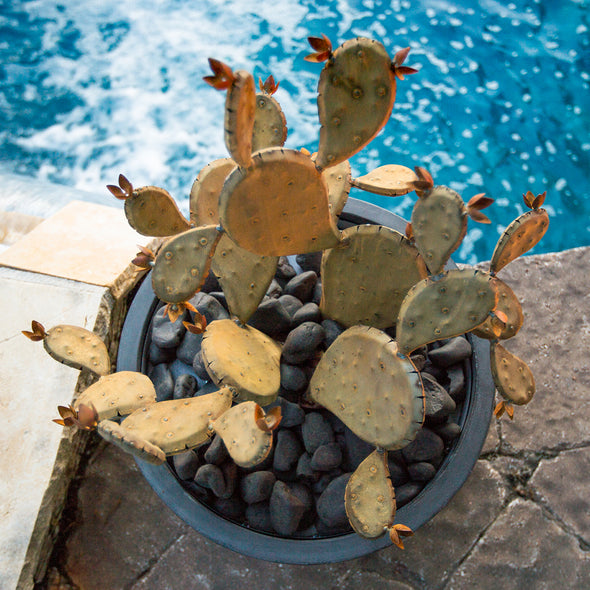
[151,225,221,304]
[120,386,233,454]
[397,269,497,356]
[74,371,156,420]
[211,401,273,468]
[190,158,236,226]
[124,186,190,237]
[345,450,396,538]
[211,234,278,324]
[352,164,418,197]
[323,159,351,217]
[320,225,428,329]
[472,277,523,340]
[252,92,287,152]
[43,325,110,375]
[316,38,396,169]
[98,420,166,465]
[309,325,424,449]
[490,209,549,274]
[491,342,535,405]
[411,186,467,275]
[225,70,256,167]
[201,319,282,405]
[219,148,340,256]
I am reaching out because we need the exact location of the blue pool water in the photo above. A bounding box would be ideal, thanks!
[0,0,588,263]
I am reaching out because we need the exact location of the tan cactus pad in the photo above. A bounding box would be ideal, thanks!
[309,325,424,449]
[320,225,428,329]
[225,70,256,167]
[201,319,282,404]
[120,387,233,454]
[151,225,221,304]
[252,93,287,152]
[211,401,273,468]
[43,325,110,375]
[411,186,467,275]
[98,420,166,465]
[490,342,535,405]
[124,186,190,237]
[490,208,549,273]
[316,38,395,169]
[345,450,396,538]
[219,148,340,256]
[323,159,351,217]
[352,164,418,197]
[397,269,497,356]
[472,277,523,340]
[74,371,156,420]
[190,158,236,226]
[211,234,278,323]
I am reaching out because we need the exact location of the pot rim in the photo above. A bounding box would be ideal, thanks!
[117,197,495,564]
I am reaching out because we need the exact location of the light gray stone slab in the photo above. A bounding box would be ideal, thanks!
[446,498,590,589]
[0,268,106,590]
[64,443,191,590]
[341,571,416,589]
[65,444,364,590]
[360,461,508,589]
[529,446,590,545]
[481,414,500,455]
[128,531,364,590]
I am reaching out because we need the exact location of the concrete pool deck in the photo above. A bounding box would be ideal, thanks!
[1,196,589,589]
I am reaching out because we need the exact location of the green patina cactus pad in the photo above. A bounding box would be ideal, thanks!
[491,342,535,406]
[98,420,166,465]
[411,186,467,275]
[320,224,428,329]
[125,186,191,237]
[212,401,273,468]
[323,159,351,217]
[397,269,497,355]
[309,325,424,449]
[352,164,418,197]
[252,91,287,152]
[74,371,156,420]
[211,234,278,324]
[219,147,340,256]
[43,325,111,376]
[316,38,396,169]
[345,449,396,538]
[224,70,256,167]
[490,208,549,274]
[190,158,236,226]
[201,319,282,405]
[472,277,523,340]
[117,386,233,455]
[151,225,221,304]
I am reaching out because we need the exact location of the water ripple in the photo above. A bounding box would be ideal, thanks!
[0,0,588,262]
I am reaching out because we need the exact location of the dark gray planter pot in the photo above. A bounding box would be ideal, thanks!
[117,198,495,564]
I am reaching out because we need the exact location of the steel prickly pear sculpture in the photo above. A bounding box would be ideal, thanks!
[26,32,551,549]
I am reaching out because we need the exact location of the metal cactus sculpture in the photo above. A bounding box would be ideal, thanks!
[25,34,549,548]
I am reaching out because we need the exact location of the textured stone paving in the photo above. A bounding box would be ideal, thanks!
[43,247,590,589]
